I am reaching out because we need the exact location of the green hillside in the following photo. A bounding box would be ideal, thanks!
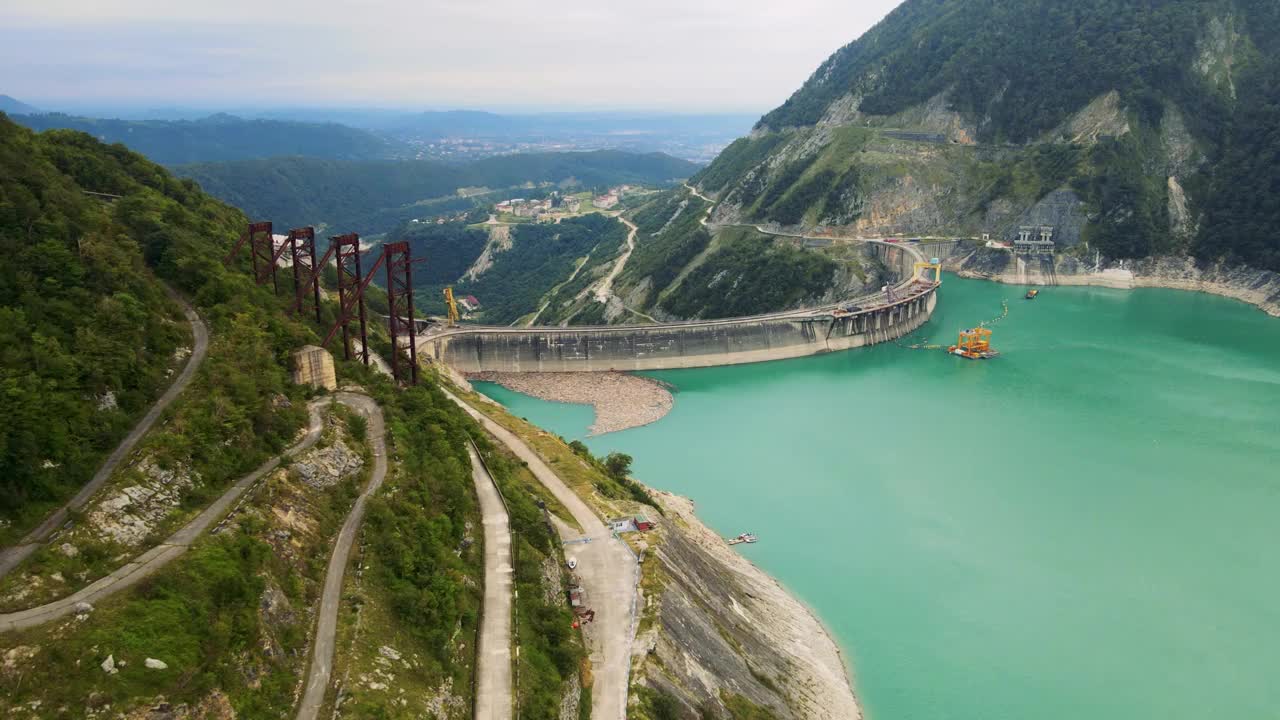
[175,150,700,234]
[392,214,631,324]
[0,114,586,718]
[0,116,313,538]
[696,0,1280,271]
[9,112,400,164]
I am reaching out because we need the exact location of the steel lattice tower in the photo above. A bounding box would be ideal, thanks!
[383,241,419,386]
[288,227,322,323]
[331,234,369,365]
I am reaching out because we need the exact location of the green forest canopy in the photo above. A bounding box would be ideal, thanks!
[710,0,1280,271]
[0,115,320,537]
[173,150,700,234]
[10,113,399,164]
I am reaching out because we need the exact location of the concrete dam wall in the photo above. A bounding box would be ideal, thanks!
[420,241,938,373]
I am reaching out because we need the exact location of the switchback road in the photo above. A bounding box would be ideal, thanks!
[0,291,209,580]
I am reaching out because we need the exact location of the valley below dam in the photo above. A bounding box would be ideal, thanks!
[475,274,1280,720]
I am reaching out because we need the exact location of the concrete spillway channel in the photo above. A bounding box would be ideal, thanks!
[420,241,939,373]
[0,395,335,634]
[0,290,210,580]
[468,442,515,720]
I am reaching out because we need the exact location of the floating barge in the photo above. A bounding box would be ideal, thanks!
[948,327,999,359]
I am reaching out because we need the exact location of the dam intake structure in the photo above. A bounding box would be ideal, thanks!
[419,241,941,373]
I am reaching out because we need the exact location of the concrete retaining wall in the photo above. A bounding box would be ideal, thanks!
[421,289,936,373]
[418,241,938,373]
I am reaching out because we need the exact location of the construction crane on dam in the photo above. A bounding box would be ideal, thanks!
[443,286,461,327]
[915,259,943,284]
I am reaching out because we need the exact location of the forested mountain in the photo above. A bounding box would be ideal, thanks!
[693,0,1280,272]
[385,215,632,324]
[0,114,590,717]
[8,112,401,164]
[0,118,193,530]
[174,150,699,233]
[0,96,38,115]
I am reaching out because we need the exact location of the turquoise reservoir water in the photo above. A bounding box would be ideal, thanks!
[476,276,1280,720]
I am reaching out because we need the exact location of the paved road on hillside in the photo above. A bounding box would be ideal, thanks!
[0,292,210,581]
[468,443,514,720]
[684,182,715,207]
[0,397,331,633]
[593,217,637,304]
[295,392,387,720]
[444,389,638,720]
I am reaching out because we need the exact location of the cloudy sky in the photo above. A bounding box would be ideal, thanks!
[0,0,900,113]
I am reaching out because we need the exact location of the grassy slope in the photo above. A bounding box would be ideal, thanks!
[0,400,371,715]
[0,119,576,719]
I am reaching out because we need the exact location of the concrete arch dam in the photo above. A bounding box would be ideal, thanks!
[420,241,940,373]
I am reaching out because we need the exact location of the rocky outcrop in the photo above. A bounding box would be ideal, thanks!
[465,224,513,281]
[117,692,236,720]
[952,246,1280,316]
[632,492,859,720]
[291,435,364,489]
[87,459,198,547]
[990,187,1089,247]
[1049,90,1131,144]
[1196,14,1243,98]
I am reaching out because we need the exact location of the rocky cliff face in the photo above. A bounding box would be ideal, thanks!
[631,492,859,720]
[695,0,1280,276]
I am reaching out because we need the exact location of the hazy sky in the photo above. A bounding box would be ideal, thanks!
[0,0,899,113]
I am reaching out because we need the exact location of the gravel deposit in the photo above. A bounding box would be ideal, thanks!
[469,371,673,435]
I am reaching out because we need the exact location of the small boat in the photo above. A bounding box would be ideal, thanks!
[727,532,759,545]
[566,557,577,570]
[1025,289,1039,300]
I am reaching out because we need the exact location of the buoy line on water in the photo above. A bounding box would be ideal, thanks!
[895,299,1009,351]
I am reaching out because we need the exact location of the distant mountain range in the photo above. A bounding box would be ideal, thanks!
[0,95,39,115]
[4,104,754,164]
[6,112,399,164]
[175,150,701,233]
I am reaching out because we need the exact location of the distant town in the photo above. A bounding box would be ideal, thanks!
[490,186,637,223]
[403,134,734,164]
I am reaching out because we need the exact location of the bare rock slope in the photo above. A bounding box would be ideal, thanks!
[633,492,859,720]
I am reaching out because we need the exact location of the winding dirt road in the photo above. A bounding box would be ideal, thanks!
[0,396,331,633]
[295,392,387,720]
[593,217,637,304]
[0,292,210,580]
[444,389,638,720]
[468,442,514,720]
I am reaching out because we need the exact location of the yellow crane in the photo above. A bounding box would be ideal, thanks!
[443,286,460,327]
[914,258,943,284]
[948,327,999,359]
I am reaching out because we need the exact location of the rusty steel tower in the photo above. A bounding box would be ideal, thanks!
[223,221,277,289]
[251,221,281,291]
[287,226,322,323]
[383,241,419,386]
[323,233,372,365]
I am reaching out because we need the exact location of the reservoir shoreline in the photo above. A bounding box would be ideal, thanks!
[947,247,1280,317]
[640,490,862,719]
[458,385,862,717]
[466,370,674,435]
[474,272,1280,719]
